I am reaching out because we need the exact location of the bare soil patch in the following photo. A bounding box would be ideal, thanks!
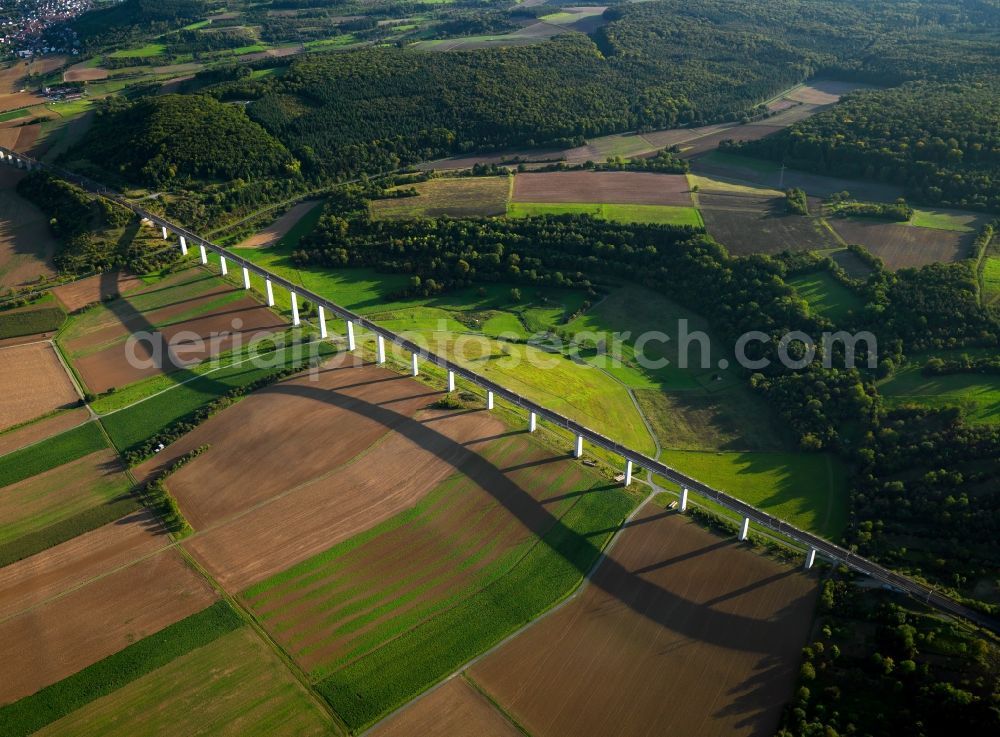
[52,271,145,313]
[0,407,89,457]
[469,509,817,737]
[828,218,971,270]
[371,178,509,220]
[63,64,109,82]
[0,341,78,431]
[681,124,785,158]
[512,171,692,206]
[703,209,838,255]
[0,168,57,289]
[786,80,873,106]
[239,200,322,248]
[0,545,215,704]
[239,44,303,62]
[0,510,165,620]
[830,248,874,279]
[372,678,520,737]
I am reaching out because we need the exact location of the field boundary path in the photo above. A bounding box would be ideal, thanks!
[1,145,996,635]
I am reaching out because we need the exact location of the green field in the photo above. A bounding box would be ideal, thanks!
[99,341,334,454]
[31,628,333,737]
[880,352,1000,425]
[788,270,864,324]
[661,449,849,538]
[244,443,638,732]
[0,602,244,737]
[0,449,137,567]
[109,43,167,58]
[508,201,704,226]
[983,256,1000,307]
[908,208,980,233]
[0,305,66,339]
[0,422,106,489]
[0,108,30,122]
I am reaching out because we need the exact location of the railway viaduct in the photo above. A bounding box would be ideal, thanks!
[2,145,996,634]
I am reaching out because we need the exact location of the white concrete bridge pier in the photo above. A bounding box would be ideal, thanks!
[346,320,356,350]
[265,278,275,307]
[447,370,455,392]
[411,352,419,376]
[680,487,689,512]
[318,306,328,338]
[162,226,168,239]
[486,391,494,410]
[739,516,750,541]
[290,291,300,327]
[574,434,584,458]
[220,255,228,276]
[242,267,251,290]
[199,244,208,265]
[528,411,537,432]
[624,459,633,486]
[805,548,817,570]
[179,236,188,255]
[376,335,386,364]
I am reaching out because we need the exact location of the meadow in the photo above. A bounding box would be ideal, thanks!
[787,270,864,324]
[880,352,1000,425]
[660,449,849,539]
[507,201,704,226]
[0,305,65,339]
[369,176,510,220]
[983,256,1000,308]
[908,208,982,233]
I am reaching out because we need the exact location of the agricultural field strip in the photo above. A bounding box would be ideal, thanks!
[247,440,589,674]
[0,392,397,623]
[359,490,657,736]
[4,148,991,632]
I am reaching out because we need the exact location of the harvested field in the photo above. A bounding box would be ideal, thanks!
[0,545,216,704]
[239,44,303,62]
[0,510,164,620]
[469,508,817,737]
[181,391,507,590]
[828,218,971,270]
[0,448,131,556]
[639,122,736,152]
[830,248,874,279]
[0,168,57,288]
[0,342,78,431]
[60,269,284,393]
[785,80,873,105]
[0,121,42,152]
[63,63,109,82]
[371,177,510,220]
[0,407,89,458]
[51,271,145,313]
[512,171,692,206]
[0,92,43,114]
[238,200,322,248]
[371,678,520,737]
[679,124,785,158]
[31,627,335,737]
[702,209,837,255]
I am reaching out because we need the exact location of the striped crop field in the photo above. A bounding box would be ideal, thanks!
[241,431,638,732]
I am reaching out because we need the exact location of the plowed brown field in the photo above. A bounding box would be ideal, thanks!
[371,678,521,737]
[0,168,57,288]
[0,514,216,704]
[0,341,78,431]
[827,218,972,270]
[469,508,817,737]
[512,171,692,206]
[238,200,322,248]
[52,271,145,312]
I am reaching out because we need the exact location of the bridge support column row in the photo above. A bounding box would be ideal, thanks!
[242,267,251,290]
[447,370,455,392]
[486,391,494,410]
[265,279,275,307]
[346,320,355,350]
[318,306,327,338]
[528,411,536,433]
[739,516,750,541]
[199,244,208,265]
[624,459,633,486]
[411,352,419,376]
[179,236,188,255]
[805,548,817,570]
[376,335,385,364]
[290,291,300,327]
[680,487,688,512]
[574,434,584,459]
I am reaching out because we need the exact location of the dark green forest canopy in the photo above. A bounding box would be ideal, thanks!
[733,81,1000,211]
[72,94,297,186]
[72,0,207,50]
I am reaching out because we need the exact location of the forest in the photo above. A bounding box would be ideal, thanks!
[71,94,298,187]
[734,82,1000,211]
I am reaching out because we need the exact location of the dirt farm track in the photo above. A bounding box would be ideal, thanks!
[468,507,817,737]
